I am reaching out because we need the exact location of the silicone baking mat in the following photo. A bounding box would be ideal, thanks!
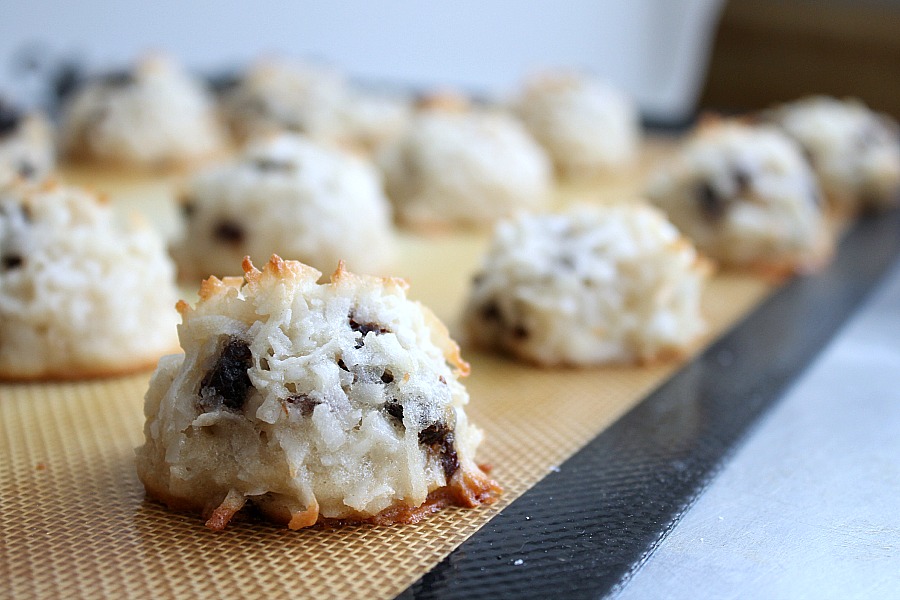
[406,206,900,598]
[1,139,774,599]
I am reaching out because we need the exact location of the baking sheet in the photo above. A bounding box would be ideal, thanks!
[0,139,774,599]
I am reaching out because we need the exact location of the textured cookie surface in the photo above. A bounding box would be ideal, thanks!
[0,181,179,380]
[60,56,226,170]
[336,87,412,152]
[765,96,900,212]
[646,120,833,274]
[379,106,551,228]
[0,100,55,185]
[222,60,410,152]
[514,71,640,179]
[137,255,499,530]
[463,203,709,366]
[221,60,348,143]
[172,133,394,280]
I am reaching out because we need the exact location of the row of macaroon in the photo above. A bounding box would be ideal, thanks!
[1,52,897,209]
[2,54,897,238]
[2,57,900,380]
[0,54,638,284]
[0,54,636,189]
[2,53,897,234]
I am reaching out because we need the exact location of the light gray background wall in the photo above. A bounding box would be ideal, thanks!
[0,0,722,120]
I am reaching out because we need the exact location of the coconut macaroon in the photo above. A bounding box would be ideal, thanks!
[646,119,833,275]
[378,100,552,229]
[514,71,641,180]
[59,56,226,171]
[0,181,179,380]
[764,96,900,213]
[171,133,394,280]
[136,255,500,530]
[336,87,412,153]
[0,99,55,185]
[221,60,349,143]
[462,203,709,367]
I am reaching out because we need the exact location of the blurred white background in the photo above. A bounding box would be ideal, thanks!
[0,0,723,121]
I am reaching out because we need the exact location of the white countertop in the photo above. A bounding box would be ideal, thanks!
[615,256,900,599]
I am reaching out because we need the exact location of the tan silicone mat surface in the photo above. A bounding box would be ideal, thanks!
[1,139,773,599]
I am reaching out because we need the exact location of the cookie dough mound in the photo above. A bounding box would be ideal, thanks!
[137,255,500,530]
[463,204,709,366]
[221,60,349,143]
[379,103,552,229]
[765,96,900,212]
[60,56,226,170]
[0,99,55,184]
[514,71,641,180]
[171,133,394,280]
[336,87,412,153]
[646,120,833,275]
[0,181,179,380]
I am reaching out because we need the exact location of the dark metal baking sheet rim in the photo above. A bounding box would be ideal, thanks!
[398,206,900,600]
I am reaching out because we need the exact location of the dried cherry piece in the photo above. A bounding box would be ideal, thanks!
[0,100,21,136]
[733,168,752,194]
[200,338,254,411]
[349,315,389,349]
[253,158,294,172]
[17,162,35,179]
[418,422,459,480]
[213,220,245,245]
[698,181,725,219]
[286,394,320,417]
[2,254,23,270]
[512,324,529,340]
[180,199,196,219]
[101,70,135,88]
[384,400,404,422]
[481,301,501,322]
